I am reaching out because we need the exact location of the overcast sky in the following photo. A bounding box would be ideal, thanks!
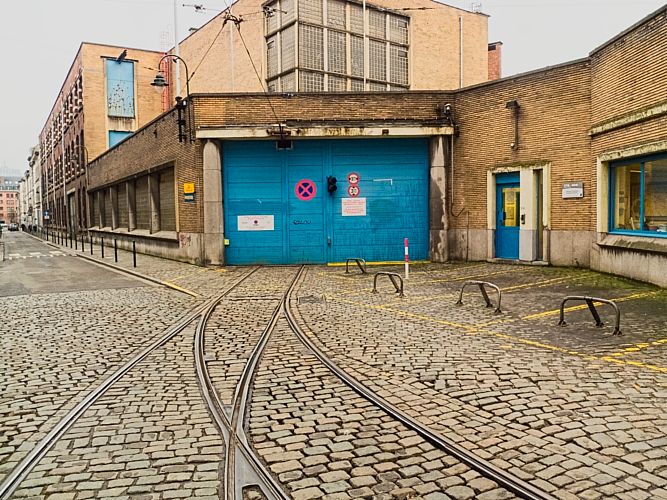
[0,0,664,176]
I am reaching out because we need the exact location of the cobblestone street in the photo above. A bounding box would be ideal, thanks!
[2,233,667,499]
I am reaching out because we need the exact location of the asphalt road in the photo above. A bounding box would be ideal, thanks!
[0,231,142,297]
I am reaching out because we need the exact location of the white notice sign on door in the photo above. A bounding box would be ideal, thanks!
[237,215,275,231]
[342,197,367,216]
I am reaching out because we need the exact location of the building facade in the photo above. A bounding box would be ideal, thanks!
[38,43,164,235]
[86,6,667,286]
[171,0,493,96]
[17,146,42,230]
[0,177,20,225]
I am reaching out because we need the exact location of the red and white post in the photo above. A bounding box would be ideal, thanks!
[404,237,409,279]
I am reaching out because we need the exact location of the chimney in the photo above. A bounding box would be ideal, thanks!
[488,41,503,80]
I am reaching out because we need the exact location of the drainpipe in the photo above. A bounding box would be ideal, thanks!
[459,16,464,88]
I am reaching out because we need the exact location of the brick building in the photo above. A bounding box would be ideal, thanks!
[38,43,164,235]
[170,0,494,96]
[87,6,666,286]
[0,177,20,224]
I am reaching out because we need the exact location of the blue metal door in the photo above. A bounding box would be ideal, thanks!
[495,173,520,259]
[223,139,429,264]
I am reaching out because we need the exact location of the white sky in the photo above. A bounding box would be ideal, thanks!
[0,0,664,175]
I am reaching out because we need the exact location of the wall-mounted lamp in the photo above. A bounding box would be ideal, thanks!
[506,100,520,150]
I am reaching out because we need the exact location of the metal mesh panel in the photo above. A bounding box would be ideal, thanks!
[281,71,296,91]
[135,176,150,231]
[390,45,408,85]
[282,0,296,25]
[299,71,324,91]
[299,25,324,70]
[369,82,387,91]
[368,9,385,39]
[349,3,363,34]
[299,0,323,24]
[267,35,279,78]
[350,35,364,77]
[327,0,346,29]
[117,182,128,228]
[281,24,296,71]
[389,15,409,45]
[350,79,364,91]
[328,30,346,74]
[369,39,386,81]
[328,75,346,91]
[159,169,176,232]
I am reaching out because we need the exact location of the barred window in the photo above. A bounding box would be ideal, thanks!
[349,3,363,34]
[328,30,346,74]
[299,71,324,91]
[282,71,296,91]
[368,9,385,39]
[267,36,279,78]
[350,35,364,77]
[369,39,386,81]
[369,82,386,91]
[327,0,346,29]
[281,24,296,71]
[328,75,346,91]
[389,45,408,85]
[282,0,296,25]
[299,25,324,70]
[299,0,323,24]
[350,79,364,91]
[389,15,409,45]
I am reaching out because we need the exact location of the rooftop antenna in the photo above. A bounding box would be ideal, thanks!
[471,2,482,13]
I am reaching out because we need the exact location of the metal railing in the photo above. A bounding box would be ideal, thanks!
[455,280,502,314]
[558,296,622,335]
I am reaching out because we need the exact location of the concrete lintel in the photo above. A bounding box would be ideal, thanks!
[196,126,454,139]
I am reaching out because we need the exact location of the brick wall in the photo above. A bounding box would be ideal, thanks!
[453,60,592,231]
[487,42,502,80]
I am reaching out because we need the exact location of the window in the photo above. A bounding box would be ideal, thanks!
[327,0,346,29]
[369,40,386,81]
[350,36,364,77]
[299,25,324,70]
[368,10,386,39]
[328,75,346,91]
[282,0,296,25]
[267,36,279,77]
[389,45,408,85]
[349,4,363,34]
[328,30,346,74]
[109,130,132,148]
[281,25,296,71]
[299,71,324,91]
[610,154,667,236]
[282,71,296,91]
[299,0,323,24]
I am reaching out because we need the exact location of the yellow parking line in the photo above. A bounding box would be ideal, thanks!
[162,281,200,298]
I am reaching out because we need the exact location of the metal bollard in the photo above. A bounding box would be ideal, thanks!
[90,236,93,255]
[114,239,118,262]
[75,234,78,250]
[132,241,136,267]
[81,234,84,252]
[101,237,105,258]
[69,232,73,248]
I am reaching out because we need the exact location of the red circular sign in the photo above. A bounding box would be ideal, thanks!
[348,172,360,184]
[348,185,360,197]
[295,179,317,201]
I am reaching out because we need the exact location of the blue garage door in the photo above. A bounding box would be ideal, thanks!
[223,138,428,265]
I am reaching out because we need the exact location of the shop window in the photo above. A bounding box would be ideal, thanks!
[610,155,667,236]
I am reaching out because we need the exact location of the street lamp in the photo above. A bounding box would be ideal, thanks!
[151,54,194,142]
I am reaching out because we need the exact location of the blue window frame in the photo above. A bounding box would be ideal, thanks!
[609,153,667,237]
[106,59,135,118]
[109,130,132,148]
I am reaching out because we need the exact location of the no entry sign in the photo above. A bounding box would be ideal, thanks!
[295,179,317,201]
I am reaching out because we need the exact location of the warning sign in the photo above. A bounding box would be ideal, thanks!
[348,185,360,198]
[295,179,317,201]
[342,197,366,217]
[347,172,360,184]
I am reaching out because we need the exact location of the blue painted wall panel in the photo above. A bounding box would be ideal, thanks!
[223,139,429,265]
[106,60,135,118]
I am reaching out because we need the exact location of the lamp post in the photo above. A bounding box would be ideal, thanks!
[151,54,193,142]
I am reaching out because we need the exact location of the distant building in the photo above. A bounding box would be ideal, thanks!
[0,177,20,224]
[38,43,165,234]
[17,146,42,229]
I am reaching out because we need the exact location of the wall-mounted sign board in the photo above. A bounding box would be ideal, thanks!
[562,182,584,199]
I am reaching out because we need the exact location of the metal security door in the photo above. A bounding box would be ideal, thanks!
[495,173,520,259]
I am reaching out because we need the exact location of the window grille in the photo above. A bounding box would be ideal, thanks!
[369,40,386,81]
[368,9,385,39]
[349,3,363,33]
[299,25,324,70]
[299,71,324,91]
[390,45,408,85]
[281,71,296,91]
[281,24,296,71]
[299,0,323,24]
[282,0,296,25]
[350,35,364,77]
[267,36,279,77]
[389,15,409,45]
[328,30,346,74]
[327,0,346,29]
[328,75,346,91]
[350,79,364,91]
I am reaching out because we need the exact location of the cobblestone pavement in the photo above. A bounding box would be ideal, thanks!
[249,319,515,500]
[294,264,667,499]
[12,324,223,499]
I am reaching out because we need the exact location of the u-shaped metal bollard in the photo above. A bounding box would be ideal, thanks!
[372,272,404,297]
[558,296,622,335]
[455,280,502,314]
